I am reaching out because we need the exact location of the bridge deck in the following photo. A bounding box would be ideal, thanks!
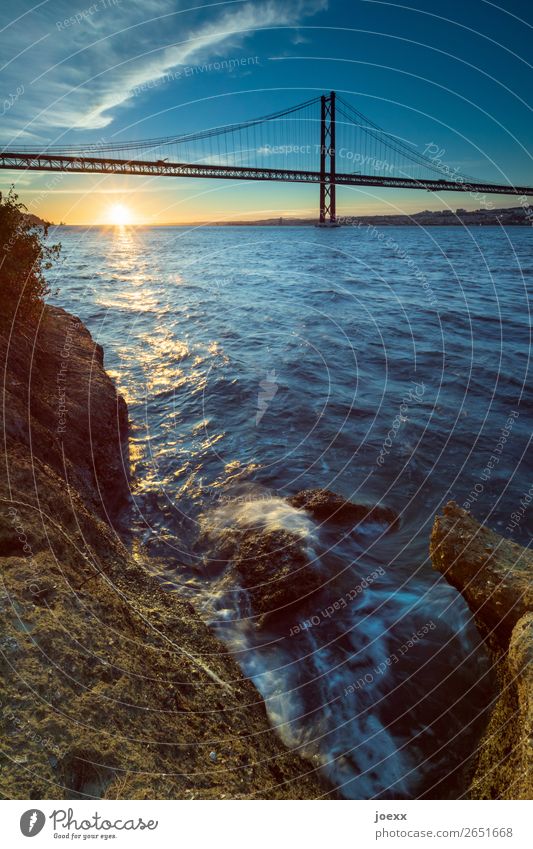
[1,151,532,197]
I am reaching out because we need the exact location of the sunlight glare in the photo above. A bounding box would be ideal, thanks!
[108,203,133,226]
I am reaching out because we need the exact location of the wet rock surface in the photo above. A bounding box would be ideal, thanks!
[203,488,398,628]
[289,488,398,530]
[230,528,324,626]
[431,502,532,799]
[0,306,326,800]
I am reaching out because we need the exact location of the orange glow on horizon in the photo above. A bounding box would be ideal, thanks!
[13,181,485,226]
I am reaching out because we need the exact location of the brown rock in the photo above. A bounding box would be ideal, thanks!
[430,501,532,799]
[231,528,324,626]
[430,502,532,647]
[0,305,129,523]
[289,487,398,530]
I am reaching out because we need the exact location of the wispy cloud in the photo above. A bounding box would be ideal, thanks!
[0,0,327,142]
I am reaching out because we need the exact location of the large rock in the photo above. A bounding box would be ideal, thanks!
[430,502,532,799]
[430,502,532,647]
[0,305,326,800]
[231,528,324,626]
[0,305,129,524]
[289,488,398,530]
[214,487,398,626]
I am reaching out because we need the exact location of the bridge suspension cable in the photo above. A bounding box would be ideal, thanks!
[4,96,321,157]
[335,95,499,186]
[1,92,531,222]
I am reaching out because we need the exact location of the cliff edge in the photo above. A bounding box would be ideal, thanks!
[0,305,325,799]
[431,502,532,799]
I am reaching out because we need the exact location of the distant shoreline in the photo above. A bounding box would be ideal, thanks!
[212,205,532,227]
[52,205,532,228]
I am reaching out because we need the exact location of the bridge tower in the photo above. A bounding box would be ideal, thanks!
[319,91,337,225]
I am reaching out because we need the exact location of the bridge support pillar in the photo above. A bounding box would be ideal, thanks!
[319,91,337,225]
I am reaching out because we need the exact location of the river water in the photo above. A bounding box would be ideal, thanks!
[49,223,532,799]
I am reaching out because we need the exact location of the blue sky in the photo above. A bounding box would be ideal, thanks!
[1,0,531,222]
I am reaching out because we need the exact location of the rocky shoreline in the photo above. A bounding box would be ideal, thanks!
[1,305,530,800]
[0,305,326,799]
[431,502,532,799]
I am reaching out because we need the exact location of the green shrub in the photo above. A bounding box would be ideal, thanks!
[0,186,61,327]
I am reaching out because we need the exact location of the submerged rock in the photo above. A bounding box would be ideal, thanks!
[231,528,324,626]
[289,488,398,530]
[431,502,532,800]
[203,487,397,627]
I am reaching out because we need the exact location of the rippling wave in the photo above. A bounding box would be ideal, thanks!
[49,223,532,798]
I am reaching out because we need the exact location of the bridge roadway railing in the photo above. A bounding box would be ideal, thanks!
[1,151,532,197]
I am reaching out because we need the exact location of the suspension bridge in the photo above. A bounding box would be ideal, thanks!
[1,92,532,224]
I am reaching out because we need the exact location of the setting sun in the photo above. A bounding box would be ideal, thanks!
[108,203,133,226]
